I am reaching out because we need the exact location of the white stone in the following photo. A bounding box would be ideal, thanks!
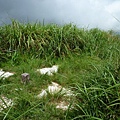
[0,69,14,79]
[56,101,70,110]
[37,82,74,110]
[36,65,59,76]
[0,96,13,112]
[37,89,47,98]
[37,82,74,97]
[48,82,61,94]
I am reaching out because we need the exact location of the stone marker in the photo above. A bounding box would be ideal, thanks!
[21,73,30,84]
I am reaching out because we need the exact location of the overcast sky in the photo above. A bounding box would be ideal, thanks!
[0,0,120,31]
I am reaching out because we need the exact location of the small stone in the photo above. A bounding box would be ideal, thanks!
[21,73,30,84]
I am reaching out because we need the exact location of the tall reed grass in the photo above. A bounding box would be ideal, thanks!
[73,65,120,120]
[0,20,119,62]
[0,20,120,119]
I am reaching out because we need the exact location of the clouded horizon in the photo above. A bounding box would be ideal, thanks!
[0,0,120,31]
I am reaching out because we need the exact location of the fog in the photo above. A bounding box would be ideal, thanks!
[0,0,120,30]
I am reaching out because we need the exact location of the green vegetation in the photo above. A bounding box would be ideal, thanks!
[0,20,120,120]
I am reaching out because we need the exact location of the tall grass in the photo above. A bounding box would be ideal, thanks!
[73,66,120,120]
[0,20,84,61]
[0,20,120,119]
[0,20,119,62]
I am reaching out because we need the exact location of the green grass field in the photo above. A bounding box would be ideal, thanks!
[0,20,120,120]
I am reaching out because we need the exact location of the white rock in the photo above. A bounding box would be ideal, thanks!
[0,69,14,79]
[0,96,13,112]
[51,65,58,73]
[56,101,70,110]
[37,89,47,98]
[36,65,59,76]
[37,82,74,110]
[47,82,62,94]
[37,82,74,98]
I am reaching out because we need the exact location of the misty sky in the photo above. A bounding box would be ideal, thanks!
[0,0,120,31]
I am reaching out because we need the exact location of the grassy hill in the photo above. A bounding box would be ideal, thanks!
[0,20,120,120]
